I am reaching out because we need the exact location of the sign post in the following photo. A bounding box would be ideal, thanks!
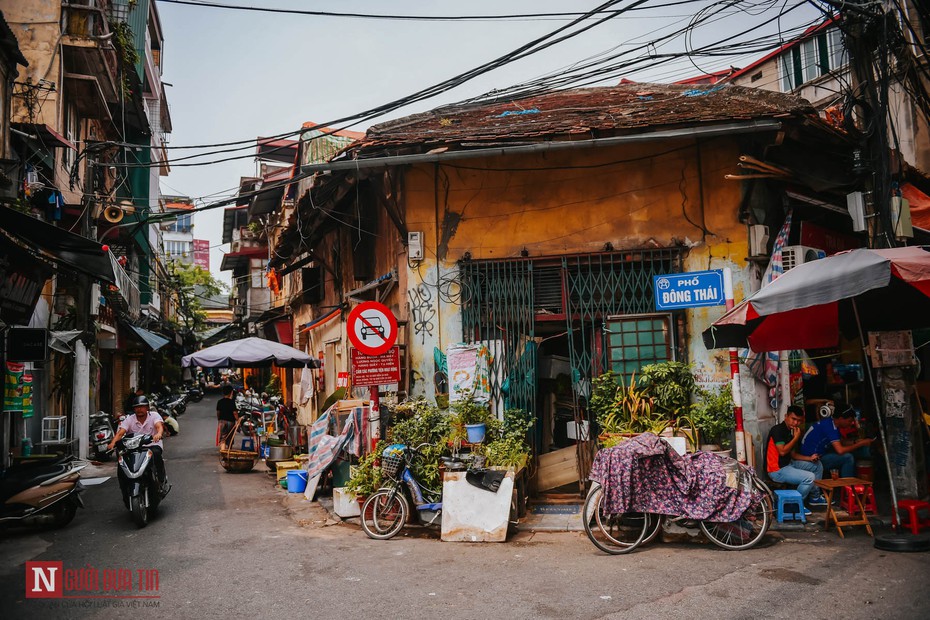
[654,268,745,463]
[347,302,399,451]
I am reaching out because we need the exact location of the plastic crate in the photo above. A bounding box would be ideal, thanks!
[41,416,67,443]
[275,461,300,481]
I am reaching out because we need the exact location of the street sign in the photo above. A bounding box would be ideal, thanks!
[350,347,401,385]
[347,301,398,356]
[653,270,726,311]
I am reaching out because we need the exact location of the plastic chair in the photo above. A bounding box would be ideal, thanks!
[892,499,930,535]
[240,437,255,451]
[775,489,806,523]
[840,484,877,515]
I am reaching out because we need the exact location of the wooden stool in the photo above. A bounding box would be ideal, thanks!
[891,499,930,535]
[840,485,877,515]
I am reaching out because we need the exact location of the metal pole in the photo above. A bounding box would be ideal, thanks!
[852,299,901,531]
[369,386,380,453]
[724,268,747,464]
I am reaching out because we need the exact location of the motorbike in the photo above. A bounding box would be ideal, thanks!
[0,456,86,529]
[183,381,204,403]
[90,410,116,460]
[115,433,169,527]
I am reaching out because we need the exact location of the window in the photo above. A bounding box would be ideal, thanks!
[250,258,266,288]
[165,213,192,233]
[61,103,78,170]
[778,28,846,91]
[606,314,674,385]
[164,240,192,258]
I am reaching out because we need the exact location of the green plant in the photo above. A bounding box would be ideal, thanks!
[450,390,492,425]
[638,361,695,417]
[690,383,735,447]
[345,443,384,497]
[264,374,282,396]
[388,400,451,489]
[479,408,534,470]
[109,20,139,99]
[592,372,673,441]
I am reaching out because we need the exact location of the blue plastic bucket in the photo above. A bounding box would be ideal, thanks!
[465,423,486,444]
[287,470,308,494]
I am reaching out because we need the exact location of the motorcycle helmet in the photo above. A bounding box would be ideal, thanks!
[132,395,150,409]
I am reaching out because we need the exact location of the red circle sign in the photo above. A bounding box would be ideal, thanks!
[347,301,398,356]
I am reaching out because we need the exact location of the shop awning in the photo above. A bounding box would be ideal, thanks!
[0,230,54,325]
[12,122,77,150]
[300,308,341,333]
[272,319,294,345]
[220,245,266,271]
[0,205,115,284]
[128,325,170,351]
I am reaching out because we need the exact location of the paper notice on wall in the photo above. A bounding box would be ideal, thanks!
[447,344,491,404]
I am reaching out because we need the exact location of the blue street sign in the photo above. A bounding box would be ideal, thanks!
[653,270,726,311]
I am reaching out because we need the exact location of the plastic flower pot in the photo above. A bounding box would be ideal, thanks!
[465,423,487,444]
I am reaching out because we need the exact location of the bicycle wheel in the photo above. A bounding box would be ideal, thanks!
[360,489,408,540]
[583,483,649,555]
[700,490,772,550]
[642,513,664,545]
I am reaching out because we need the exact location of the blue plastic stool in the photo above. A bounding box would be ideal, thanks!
[240,437,255,451]
[775,489,806,523]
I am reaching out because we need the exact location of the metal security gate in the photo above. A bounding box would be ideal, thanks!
[459,249,684,485]
[458,259,536,416]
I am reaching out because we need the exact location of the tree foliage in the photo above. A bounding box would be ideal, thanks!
[167,261,225,332]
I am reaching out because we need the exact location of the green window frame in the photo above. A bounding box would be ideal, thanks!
[605,313,675,386]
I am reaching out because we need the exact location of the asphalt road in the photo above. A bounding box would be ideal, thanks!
[2,398,930,619]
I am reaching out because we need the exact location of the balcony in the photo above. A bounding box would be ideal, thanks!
[61,2,120,122]
[104,252,140,319]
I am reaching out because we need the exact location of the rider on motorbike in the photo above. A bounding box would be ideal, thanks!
[108,395,170,493]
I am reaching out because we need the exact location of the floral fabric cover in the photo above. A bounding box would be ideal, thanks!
[588,433,763,522]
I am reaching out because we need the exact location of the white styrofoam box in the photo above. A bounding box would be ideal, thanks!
[566,420,589,441]
[441,470,514,542]
[660,436,687,456]
[333,487,361,517]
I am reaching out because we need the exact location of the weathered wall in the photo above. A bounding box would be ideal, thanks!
[399,137,752,411]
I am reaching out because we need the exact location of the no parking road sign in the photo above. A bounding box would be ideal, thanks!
[347,301,398,356]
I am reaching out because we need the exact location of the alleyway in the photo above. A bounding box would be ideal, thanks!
[1,398,928,619]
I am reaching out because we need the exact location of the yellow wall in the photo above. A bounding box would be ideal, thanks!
[397,136,753,397]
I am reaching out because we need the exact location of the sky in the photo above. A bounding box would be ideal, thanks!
[154,0,826,287]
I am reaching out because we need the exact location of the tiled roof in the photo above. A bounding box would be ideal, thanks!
[352,83,818,155]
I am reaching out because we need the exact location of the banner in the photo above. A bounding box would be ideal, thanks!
[4,362,34,417]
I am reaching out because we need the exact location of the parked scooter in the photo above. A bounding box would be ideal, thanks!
[0,456,86,529]
[90,411,116,460]
[115,434,169,527]
[183,381,204,403]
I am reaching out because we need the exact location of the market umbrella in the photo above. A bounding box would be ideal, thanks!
[181,337,319,369]
[702,247,930,352]
[702,246,930,552]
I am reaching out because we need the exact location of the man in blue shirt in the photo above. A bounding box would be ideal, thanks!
[798,405,874,478]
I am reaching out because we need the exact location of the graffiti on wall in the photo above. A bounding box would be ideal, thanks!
[408,283,436,344]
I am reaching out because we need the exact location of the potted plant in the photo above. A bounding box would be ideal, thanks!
[690,383,735,453]
[638,361,695,418]
[591,372,671,447]
[479,409,534,471]
[345,447,384,505]
[448,389,493,445]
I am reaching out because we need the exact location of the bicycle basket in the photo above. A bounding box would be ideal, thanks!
[381,453,405,479]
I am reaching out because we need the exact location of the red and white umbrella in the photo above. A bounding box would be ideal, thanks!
[702,247,930,353]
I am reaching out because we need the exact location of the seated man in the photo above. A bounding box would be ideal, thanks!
[765,406,826,512]
[798,404,874,479]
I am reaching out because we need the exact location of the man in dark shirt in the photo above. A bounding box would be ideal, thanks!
[766,406,826,511]
[799,405,873,478]
[216,386,238,449]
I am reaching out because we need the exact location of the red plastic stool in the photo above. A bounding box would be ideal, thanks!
[840,485,877,515]
[891,500,930,535]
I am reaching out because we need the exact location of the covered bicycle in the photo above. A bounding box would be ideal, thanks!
[584,433,773,553]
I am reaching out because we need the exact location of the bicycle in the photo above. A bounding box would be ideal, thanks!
[583,460,773,554]
[360,443,450,540]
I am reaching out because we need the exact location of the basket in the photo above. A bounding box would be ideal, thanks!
[381,452,405,479]
[219,418,258,473]
[220,449,256,473]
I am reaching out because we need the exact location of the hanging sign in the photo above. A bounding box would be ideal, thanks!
[336,371,350,388]
[653,270,726,311]
[350,347,401,386]
[4,362,34,417]
[347,301,397,356]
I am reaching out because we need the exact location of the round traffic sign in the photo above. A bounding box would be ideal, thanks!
[347,301,398,356]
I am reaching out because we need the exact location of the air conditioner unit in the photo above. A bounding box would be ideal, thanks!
[748,225,769,257]
[782,245,825,271]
